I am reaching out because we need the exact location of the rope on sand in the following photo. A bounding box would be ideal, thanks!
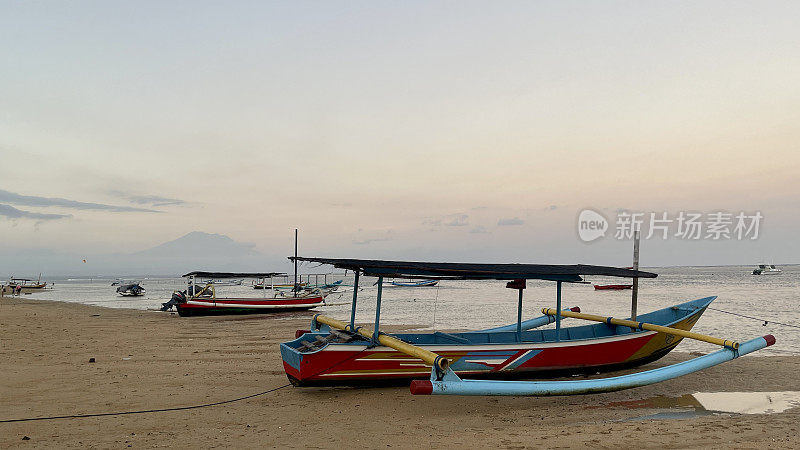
[708,307,800,329]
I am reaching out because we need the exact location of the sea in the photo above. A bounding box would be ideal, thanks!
[17,265,800,356]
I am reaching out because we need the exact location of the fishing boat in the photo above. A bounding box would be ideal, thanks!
[280,257,774,396]
[1,275,50,295]
[389,279,439,287]
[112,280,145,297]
[593,284,633,290]
[161,271,326,316]
[752,264,781,275]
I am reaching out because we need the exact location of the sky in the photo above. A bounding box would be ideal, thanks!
[1,1,799,275]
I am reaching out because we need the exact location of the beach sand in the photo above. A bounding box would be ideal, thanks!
[1,297,799,449]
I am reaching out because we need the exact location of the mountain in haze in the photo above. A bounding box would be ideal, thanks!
[133,231,260,258]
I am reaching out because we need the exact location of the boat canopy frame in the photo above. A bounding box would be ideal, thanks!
[291,256,657,347]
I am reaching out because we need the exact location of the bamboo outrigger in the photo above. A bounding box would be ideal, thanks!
[280,256,775,396]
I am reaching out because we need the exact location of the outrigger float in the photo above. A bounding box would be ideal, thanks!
[280,257,775,396]
[162,271,326,316]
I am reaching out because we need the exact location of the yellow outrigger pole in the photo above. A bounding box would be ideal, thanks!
[313,314,450,372]
[541,308,739,349]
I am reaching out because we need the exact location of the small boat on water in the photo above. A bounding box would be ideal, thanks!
[161,271,326,316]
[389,279,438,287]
[280,257,774,396]
[112,280,146,297]
[593,284,633,290]
[752,264,781,275]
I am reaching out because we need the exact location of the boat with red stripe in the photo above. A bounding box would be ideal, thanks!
[279,255,774,395]
[162,271,326,316]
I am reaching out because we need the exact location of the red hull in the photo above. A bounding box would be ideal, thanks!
[594,284,633,290]
[282,332,675,385]
[280,299,709,385]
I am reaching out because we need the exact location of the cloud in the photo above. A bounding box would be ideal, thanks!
[498,217,525,226]
[470,226,488,234]
[445,214,469,227]
[108,190,186,207]
[127,195,185,207]
[353,236,392,245]
[424,213,469,227]
[353,230,394,245]
[0,189,159,212]
[0,203,71,221]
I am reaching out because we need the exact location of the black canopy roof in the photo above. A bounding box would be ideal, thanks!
[182,271,287,279]
[288,257,657,282]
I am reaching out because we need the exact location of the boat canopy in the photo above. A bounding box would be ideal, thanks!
[182,271,287,279]
[288,257,657,282]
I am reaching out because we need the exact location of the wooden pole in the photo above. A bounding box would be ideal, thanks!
[631,229,640,320]
[349,271,360,329]
[294,229,298,298]
[555,281,562,341]
[516,288,523,342]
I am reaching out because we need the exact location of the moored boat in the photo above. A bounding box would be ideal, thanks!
[1,275,51,295]
[593,284,633,290]
[280,257,774,396]
[112,280,146,296]
[389,279,439,287]
[162,271,326,316]
[752,264,781,275]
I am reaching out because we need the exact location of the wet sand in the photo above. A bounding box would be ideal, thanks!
[1,296,799,449]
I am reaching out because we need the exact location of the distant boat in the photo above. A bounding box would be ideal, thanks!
[162,271,325,316]
[2,275,50,295]
[752,264,781,275]
[593,284,633,290]
[112,280,146,297]
[389,279,439,287]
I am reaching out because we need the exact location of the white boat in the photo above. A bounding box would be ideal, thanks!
[752,264,781,275]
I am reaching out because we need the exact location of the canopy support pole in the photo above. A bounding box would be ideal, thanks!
[555,281,562,341]
[349,271,360,330]
[516,288,524,342]
[632,229,640,320]
[373,276,383,343]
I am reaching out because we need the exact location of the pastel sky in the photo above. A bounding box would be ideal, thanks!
[1,1,799,274]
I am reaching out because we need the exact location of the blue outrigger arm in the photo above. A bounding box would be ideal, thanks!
[410,335,775,396]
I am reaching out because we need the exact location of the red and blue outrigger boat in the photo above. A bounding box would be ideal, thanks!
[280,257,775,396]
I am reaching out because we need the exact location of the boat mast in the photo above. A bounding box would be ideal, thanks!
[294,229,298,298]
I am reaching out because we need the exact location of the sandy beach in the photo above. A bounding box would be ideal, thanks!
[1,296,799,449]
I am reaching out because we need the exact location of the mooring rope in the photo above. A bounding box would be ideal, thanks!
[708,307,800,329]
[0,384,292,423]
[0,342,371,423]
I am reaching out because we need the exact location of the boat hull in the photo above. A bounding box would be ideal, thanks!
[281,297,712,386]
[389,280,438,287]
[176,296,324,317]
[594,284,633,290]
